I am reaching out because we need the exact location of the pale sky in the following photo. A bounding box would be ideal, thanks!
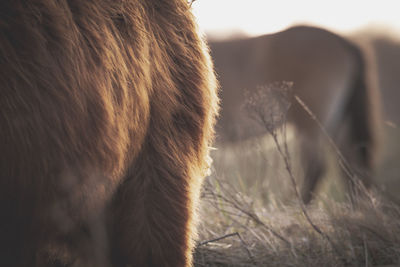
[191,0,400,39]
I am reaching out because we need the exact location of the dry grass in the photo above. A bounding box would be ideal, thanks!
[194,83,400,266]
[195,172,400,266]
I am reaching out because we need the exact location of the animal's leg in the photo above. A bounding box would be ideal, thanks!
[300,135,327,204]
[108,143,199,267]
[336,84,377,201]
[338,42,380,202]
[337,122,374,203]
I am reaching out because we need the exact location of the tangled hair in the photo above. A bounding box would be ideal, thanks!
[0,0,219,266]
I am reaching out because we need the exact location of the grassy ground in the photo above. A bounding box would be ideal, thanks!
[194,127,400,266]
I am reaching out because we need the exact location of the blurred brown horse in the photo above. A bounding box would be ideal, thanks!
[210,26,381,203]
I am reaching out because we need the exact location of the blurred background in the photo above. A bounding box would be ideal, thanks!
[192,0,400,38]
[190,2,400,265]
[191,0,400,204]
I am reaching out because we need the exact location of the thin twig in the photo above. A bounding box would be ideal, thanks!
[198,232,257,266]
[363,233,368,267]
[270,129,344,262]
[198,232,240,246]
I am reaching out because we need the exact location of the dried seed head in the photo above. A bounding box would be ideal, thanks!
[244,81,293,134]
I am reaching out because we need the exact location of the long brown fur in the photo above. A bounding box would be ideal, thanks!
[210,26,381,204]
[0,0,219,266]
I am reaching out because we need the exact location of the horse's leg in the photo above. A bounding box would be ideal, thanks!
[337,116,374,203]
[299,134,327,204]
[337,50,379,201]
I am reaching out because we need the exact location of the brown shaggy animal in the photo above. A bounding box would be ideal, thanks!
[0,0,218,266]
[210,26,381,204]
